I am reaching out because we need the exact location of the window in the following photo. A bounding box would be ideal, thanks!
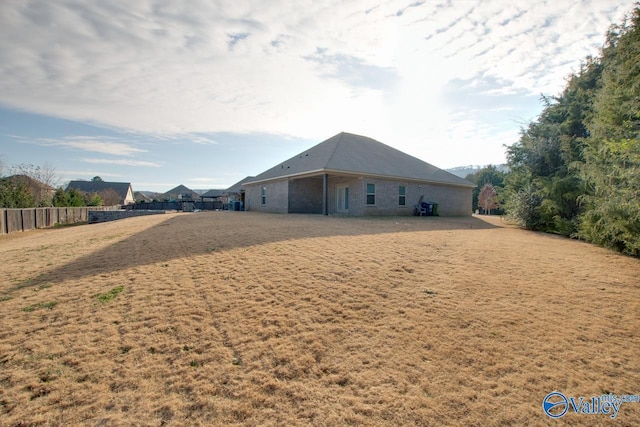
[366,183,376,205]
[399,185,406,206]
[261,186,266,204]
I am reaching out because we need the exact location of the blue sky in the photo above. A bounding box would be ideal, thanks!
[0,0,632,192]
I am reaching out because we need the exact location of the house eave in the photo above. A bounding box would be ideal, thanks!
[244,169,475,189]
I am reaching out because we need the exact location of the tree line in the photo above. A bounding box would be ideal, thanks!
[0,162,115,208]
[467,6,640,257]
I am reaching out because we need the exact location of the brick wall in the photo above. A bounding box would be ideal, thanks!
[413,183,472,216]
[243,175,472,216]
[244,180,289,213]
[288,177,323,214]
[327,176,472,216]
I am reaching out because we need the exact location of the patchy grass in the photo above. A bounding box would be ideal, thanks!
[0,212,639,425]
[22,301,58,312]
[95,285,124,303]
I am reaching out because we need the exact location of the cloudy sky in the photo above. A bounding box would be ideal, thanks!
[0,0,633,192]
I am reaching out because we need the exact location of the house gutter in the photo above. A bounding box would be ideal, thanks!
[244,169,475,189]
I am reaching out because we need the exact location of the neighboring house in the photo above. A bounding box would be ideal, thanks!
[200,189,225,200]
[133,191,153,203]
[158,185,200,201]
[224,176,254,206]
[5,174,55,206]
[201,176,254,208]
[67,181,134,205]
[243,132,474,216]
[200,189,226,207]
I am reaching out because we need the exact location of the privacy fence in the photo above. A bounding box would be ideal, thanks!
[0,206,118,235]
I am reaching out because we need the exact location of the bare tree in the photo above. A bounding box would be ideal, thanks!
[10,162,60,206]
[39,162,61,189]
[478,183,498,215]
[99,188,121,206]
[11,162,60,187]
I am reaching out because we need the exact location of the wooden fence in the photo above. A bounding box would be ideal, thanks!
[0,206,118,235]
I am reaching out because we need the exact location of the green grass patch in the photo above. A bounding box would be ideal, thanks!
[0,296,12,303]
[95,285,124,303]
[22,301,58,312]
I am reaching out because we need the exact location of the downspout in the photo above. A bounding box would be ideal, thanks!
[323,173,328,215]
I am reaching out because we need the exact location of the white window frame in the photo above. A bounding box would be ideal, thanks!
[366,183,376,205]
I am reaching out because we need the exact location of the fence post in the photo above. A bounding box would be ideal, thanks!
[0,209,5,235]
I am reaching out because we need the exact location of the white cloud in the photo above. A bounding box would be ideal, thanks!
[82,158,163,167]
[59,170,125,179]
[188,136,219,145]
[0,0,633,168]
[58,139,147,156]
[13,135,147,156]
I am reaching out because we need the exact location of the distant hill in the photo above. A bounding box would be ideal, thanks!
[446,164,509,179]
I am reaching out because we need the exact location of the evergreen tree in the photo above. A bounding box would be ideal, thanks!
[503,57,602,235]
[0,178,35,208]
[52,188,67,207]
[502,4,640,255]
[578,7,640,255]
[86,193,103,206]
[66,188,85,207]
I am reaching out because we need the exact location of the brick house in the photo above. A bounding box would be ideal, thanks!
[242,132,474,216]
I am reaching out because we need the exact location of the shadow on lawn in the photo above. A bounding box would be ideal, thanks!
[14,213,501,290]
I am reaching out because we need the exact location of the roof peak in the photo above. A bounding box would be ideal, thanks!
[247,132,473,187]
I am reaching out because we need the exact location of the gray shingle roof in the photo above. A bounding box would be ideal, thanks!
[247,132,474,187]
[201,189,225,198]
[158,185,199,200]
[225,176,255,193]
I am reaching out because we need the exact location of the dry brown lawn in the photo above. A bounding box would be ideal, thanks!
[0,212,639,426]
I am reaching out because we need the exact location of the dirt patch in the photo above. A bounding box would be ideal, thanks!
[0,212,639,425]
